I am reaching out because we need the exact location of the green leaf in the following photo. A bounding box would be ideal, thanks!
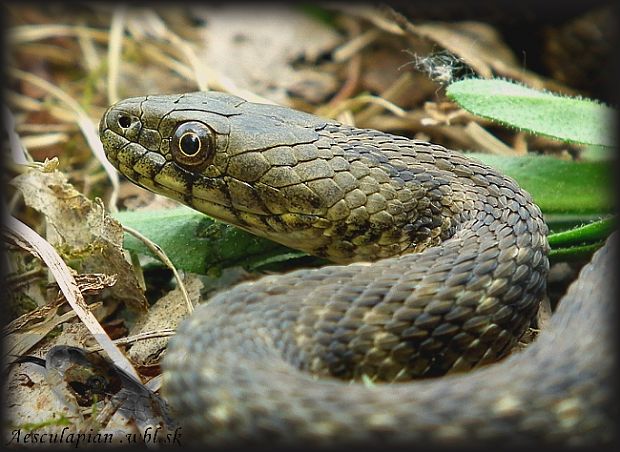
[469,153,612,221]
[113,206,306,275]
[446,78,615,147]
[445,78,614,257]
[580,145,615,162]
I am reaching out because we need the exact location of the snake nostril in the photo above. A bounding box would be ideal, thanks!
[118,115,132,129]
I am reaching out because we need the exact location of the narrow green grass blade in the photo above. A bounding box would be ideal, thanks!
[547,217,615,248]
[549,241,607,262]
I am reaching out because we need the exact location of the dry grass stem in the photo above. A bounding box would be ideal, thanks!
[10,68,121,210]
[464,121,521,156]
[106,5,127,104]
[10,24,110,44]
[122,225,194,314]
[333,28,381,62]
[355,72,415,125]
[3,216,140,379]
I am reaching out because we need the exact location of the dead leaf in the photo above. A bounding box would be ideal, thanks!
[11,168,148,312]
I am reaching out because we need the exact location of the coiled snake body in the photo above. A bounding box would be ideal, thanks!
[100,92,614,446]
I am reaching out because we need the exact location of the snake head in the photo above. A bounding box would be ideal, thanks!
[99,92,352,256]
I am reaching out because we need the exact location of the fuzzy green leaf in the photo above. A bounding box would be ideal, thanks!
[446,79,615,147]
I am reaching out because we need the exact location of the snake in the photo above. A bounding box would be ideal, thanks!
[99,91,614,446]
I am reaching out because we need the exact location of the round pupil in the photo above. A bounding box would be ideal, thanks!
[180,133,200,155]
[118,115,131,128]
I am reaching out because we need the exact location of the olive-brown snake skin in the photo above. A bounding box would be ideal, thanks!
[99,92,615,446]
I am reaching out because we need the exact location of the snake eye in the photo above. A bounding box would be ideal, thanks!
[118,115,132,129]
[171,121,215,167]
